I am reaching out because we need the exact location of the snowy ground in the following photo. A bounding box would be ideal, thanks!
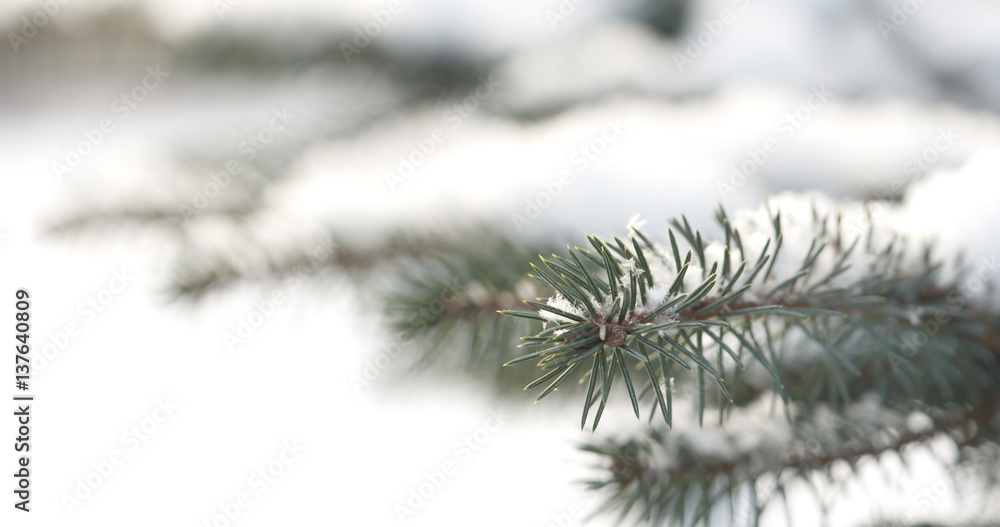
[1,1,999,526]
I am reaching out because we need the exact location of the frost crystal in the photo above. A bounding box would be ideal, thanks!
[627,213,648,231]
[542,293,588,323]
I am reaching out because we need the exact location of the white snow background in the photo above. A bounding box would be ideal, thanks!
[1,0,999,526]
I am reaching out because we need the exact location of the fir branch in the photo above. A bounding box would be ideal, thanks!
[169,231,456,300]
[582,396,1000,526]
[502,207,1000,430]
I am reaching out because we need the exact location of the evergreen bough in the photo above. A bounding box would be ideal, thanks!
[500,204,1000,526]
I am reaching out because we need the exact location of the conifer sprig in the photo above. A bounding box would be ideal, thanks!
[501,205,1000,433]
